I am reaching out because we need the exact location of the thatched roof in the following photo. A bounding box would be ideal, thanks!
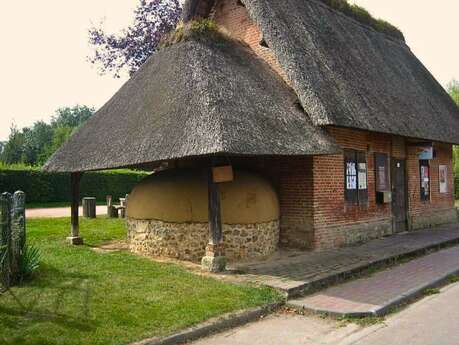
[235,0,459,143]
[44,35,340,173]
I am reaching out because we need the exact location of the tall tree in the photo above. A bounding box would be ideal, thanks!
[0,106,94,166]
[447,80,459,174]
[0,125,25,165]
[88,0,181,78]
[21,121,53,165]
[51,105,94,128]
[447,79,459,106]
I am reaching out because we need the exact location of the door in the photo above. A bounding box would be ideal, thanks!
[391,159,407,232]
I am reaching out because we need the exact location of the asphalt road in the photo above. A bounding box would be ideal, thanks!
[193,282,459,345]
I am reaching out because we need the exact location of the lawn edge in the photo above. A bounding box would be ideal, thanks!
[131,302,284,345]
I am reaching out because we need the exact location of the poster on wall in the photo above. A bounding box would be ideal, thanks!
[358,163,367,190]
[420,163,430,200]
[346,162,357,190]
[439,165,448,194]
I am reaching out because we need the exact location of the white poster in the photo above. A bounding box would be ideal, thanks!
[439,165,448,194]
[358,163,367,190]
[346,162,357,190]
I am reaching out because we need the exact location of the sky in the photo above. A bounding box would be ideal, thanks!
[0,0,458,141]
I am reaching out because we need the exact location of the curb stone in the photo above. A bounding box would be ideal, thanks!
[130,302,284,345]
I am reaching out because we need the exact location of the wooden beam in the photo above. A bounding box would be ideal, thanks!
[68,172,83,245]
[201,163,226,272]
[208,167,222,245]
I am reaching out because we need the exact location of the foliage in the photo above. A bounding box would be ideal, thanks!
[19,245,41,281]
[447,79,459,106]
[0,167,148,203]
[321,0,404,41]
[0,124,26,165]
[423,288,440,295]
[88,0,182,78]
[448,80,459,175]
[0,217,282,345]
[50,105,94,128]
[159,19,224,48]
[0,105,95,167]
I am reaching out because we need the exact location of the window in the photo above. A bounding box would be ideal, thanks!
[420,160,430,201]
[344,150,368,205]
[374,153,390,192]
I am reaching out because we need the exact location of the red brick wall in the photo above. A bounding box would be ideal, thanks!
[230,156,314,249]
[312,127,393,249]
[211,0,290,83]
[407,142,455,228]
[203,0,457,250]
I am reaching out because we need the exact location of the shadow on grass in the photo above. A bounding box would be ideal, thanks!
[0,262,98,334]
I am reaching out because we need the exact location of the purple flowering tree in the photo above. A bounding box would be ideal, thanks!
[88,0,182,78]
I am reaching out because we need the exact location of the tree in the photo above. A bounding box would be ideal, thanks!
[0,125,25,165]
[21,121,53,165]
[51,105,94,128]
[447,80,459,174]
[447,79,459,106]
[88,0,181,78]
[0,106,94,166]
[38,127,75,165]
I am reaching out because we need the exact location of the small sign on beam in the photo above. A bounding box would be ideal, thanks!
[212,165,234,183]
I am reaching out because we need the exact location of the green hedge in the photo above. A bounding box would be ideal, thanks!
[456,177,459,199]
[0,167,148,204]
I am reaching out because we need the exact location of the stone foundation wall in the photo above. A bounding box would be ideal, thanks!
[314,218,393,250]
[127,218,280,262]
[409,208,457,231]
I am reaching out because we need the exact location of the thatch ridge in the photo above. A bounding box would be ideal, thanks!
[241,0,459,143]
[44,34,340,173]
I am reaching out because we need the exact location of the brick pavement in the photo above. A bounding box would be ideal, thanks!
[230,223,459,297]
[287,244,459,316]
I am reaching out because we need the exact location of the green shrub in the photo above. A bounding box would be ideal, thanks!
[19,244,41,281]
[0,166,149,203]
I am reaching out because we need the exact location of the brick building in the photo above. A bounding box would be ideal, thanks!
[45,0,459,270]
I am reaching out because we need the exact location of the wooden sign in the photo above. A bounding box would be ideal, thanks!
[212,165,234,183]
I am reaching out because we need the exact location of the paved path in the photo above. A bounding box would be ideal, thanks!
[288,244,459,316]
[26,206,106,218]
[341,283,459,345]
[232,223,459,296]
[193,282,459,345]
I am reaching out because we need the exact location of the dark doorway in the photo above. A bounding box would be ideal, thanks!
[391,159,408,233]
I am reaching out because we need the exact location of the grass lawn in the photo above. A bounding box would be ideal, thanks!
[0,217,281,345]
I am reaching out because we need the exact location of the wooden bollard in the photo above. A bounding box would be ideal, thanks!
[0,192,12,289]
[82,197,96,218]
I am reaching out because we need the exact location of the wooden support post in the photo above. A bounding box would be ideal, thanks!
[201,165,226,272]
[68,172,83,245]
